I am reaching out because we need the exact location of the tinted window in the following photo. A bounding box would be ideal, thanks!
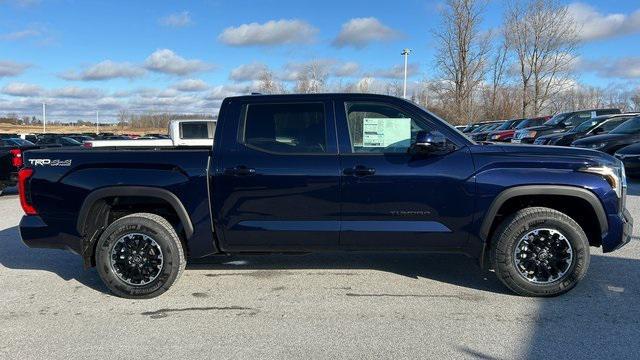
[564,111,592,127]
[242,103,326,154]
[570,119,599,133]
[346,102,434,153]
[601,117,631,132]
[596,109,620,116]
[180,122,212,139]
[611,117,640,135]
[60,137,81,146]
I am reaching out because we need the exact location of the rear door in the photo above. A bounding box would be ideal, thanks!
[335,98,476,250]
[214,98,340,252]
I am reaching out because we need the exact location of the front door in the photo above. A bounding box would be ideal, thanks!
[217,99,340,252]
[336,100,476,250]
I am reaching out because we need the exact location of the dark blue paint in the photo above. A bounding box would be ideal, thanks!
[18,93,632,263]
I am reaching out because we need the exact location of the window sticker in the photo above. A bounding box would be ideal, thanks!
[362,118,412,148]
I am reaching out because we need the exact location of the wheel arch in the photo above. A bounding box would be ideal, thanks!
[479,185,608,268]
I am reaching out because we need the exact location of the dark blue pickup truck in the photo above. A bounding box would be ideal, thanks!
[18,94,633,298]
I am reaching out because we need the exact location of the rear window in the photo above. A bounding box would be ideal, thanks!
[241,103,326,154]
[180,122,212,139]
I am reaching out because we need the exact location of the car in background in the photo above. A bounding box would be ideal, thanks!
[534,113,638,146]
[461,120,502,133]
[35,135,82,147]
[488,117,549,142]
[67,135,95,143]
[0,138,38,195]
[102,135,131,140]
[615,143,640,178]
[572,115,640,154]
[512,109,621,144]
[468,122,506,141]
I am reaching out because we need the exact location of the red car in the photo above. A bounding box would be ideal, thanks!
[488,116,550,142]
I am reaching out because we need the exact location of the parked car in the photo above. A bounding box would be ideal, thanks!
[572,115,640,154]
[0,138,38,195]
[67,135,95,143]
[512,109,621,144]
[534,113,638,146]
[35,135,82,147]
[18,93,632,299]
[488,117,548,142]
[469,121,507,141]
[615,143,640,178]
[461,120,502,133]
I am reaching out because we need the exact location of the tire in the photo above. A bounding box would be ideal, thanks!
[95,213,186,299]
[490,207,590,297]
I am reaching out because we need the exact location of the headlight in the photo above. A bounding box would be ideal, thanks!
[589,142,607,149]
[490,134,499,140]
[579,165,625,198]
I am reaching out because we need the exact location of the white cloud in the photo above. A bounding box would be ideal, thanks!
[172,79,209,92]
[144,49,213,76]
[580,57,640,79]
[0,60,30,78]
[368,63,420,79]
[218,19,318,46]
[332,17,400,48]
[0,28,41,41]
[60,60,145,81]
[229,62,269,81]
[49,86,103,99]
[159,11,193,27]
[205,84,250,100]
[334,62,360,77]
[1,82,42,96]
[567,3,640,41]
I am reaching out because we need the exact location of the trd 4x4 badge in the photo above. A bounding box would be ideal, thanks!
[28,159,72,167]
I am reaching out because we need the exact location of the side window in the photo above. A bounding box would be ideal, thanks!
[345,102,433,153]
[241,103,326,154]
[601,118,627,132]
[565,112,592,127]
[180,122,212,139]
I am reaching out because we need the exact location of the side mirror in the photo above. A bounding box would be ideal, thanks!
[592,127,604,135]
[408,131,449,155]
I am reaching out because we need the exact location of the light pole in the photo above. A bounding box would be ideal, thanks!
[401,48,412,99]
[42,103,46,133]
[96,110,99,135]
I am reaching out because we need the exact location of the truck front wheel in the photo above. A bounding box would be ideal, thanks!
[95,213,186,299]
[490,207,590,297]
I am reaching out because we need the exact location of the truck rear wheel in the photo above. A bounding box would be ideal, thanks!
[490,207,590,297]
[95,213,186,299]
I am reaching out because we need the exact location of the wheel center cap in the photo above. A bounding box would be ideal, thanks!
[538,250,549,261]
[132,255,143,264]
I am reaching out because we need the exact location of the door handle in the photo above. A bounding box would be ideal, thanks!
[225,166,256,176]
[344,165,376,177]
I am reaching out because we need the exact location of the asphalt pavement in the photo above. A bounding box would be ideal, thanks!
[1,184,639,360]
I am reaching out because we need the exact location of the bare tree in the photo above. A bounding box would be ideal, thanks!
[294,60,329,93]
[433,0,490,124]
[505,0,578,117]
[256,70,284,94]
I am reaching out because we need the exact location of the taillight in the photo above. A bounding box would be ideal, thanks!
[18,168,37,215]
[10,149,23,168]
[83,142,93,148]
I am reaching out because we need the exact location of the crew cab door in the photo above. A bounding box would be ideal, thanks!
[336,98,475,250]
[213,98,340,252]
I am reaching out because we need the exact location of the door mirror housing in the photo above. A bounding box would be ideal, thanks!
[592,126,604,135]
[408,131,450,155]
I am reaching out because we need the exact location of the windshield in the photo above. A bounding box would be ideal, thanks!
[569,119,599,133]
[544,113,569,126]
[60,137,81,145]
[610,117,640,135]
[10,138,35,146]
[494,120,515,131]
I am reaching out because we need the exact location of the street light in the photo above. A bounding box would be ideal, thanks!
[401,48,412,99]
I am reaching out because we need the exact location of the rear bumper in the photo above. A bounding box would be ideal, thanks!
[602,208,633,253]
[19,215,82,254]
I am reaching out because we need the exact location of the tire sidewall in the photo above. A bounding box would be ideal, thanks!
[96,216,181,298]
[497,213,589,296]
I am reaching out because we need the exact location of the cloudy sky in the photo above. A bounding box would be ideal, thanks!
[0,0,639,122]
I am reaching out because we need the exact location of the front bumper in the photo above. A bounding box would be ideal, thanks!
[19,215,82,254]
[602,208,633,253]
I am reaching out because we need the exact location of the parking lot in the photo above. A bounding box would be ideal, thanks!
[0,185,639,360]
